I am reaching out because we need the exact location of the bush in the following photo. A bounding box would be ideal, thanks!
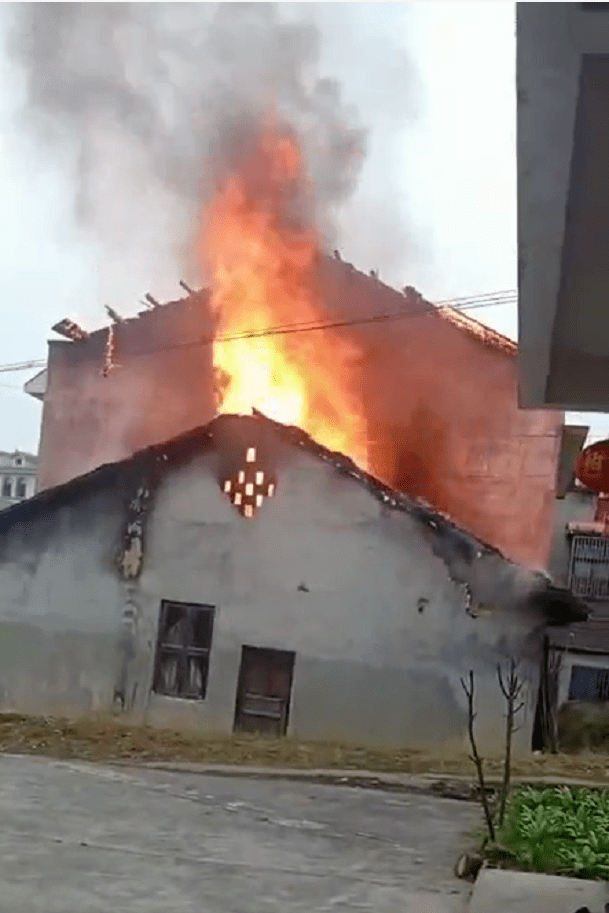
[497,786,609,880]
[558,701,609,753]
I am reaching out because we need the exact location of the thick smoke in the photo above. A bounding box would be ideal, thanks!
[7,2,369,304]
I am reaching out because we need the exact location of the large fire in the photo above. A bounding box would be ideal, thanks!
[200,123,368,468]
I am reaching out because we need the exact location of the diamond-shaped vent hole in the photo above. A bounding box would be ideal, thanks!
[221,447,275,519]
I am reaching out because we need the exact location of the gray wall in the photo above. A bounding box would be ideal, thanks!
[0,483,126,714]
[0,444,544,751]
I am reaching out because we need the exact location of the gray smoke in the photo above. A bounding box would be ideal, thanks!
[6,2,371,299]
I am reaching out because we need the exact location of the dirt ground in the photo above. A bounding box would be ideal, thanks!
[0,712,607,783]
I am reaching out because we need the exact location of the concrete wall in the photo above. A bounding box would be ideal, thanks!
[0,438,544,751]
[0,481,127,715]
[35,258,562,571]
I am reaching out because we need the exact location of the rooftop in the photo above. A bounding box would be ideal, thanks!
[45,256,519,360]
[0,411,588,627]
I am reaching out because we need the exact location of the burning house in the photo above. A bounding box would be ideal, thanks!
[24,124,564,573]
[27,268,563,572]
[5,6,580,749]
[0,413,586,748]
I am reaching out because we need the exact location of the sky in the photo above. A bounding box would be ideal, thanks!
[0,2,604,454]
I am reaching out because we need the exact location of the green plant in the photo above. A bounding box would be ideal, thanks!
[497,786,609,880]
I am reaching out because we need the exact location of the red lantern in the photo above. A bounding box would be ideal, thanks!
[576,440,609,493]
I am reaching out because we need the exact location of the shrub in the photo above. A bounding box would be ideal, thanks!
[497,786,609,880]
[558,702,609,753]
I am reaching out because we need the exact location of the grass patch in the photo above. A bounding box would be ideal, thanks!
[0,712,607,786]
[494,786,609,880]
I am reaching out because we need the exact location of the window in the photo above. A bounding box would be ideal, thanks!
[15,478,26,499]
[569,664,609,702]
[1,478,11,498]
[568,535,609,600]
[14,456,22,467]
[153,601,215,700]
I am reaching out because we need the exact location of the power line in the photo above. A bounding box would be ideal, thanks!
[0,359,46,374]
[127,290,518,360]
[0,289,517,375]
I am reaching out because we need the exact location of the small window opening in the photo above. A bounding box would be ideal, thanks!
[246,447,256,463]
[255,471,264,485]
[267,483,275,496]
[15,478,26,499]
[238,470,245,484]
[256,494,263,507]
[234,492,242,506]
[153,601,215,700]
[223,479,232,493]
[245,482,254,496]
[14,456,22,467]
[244,504,254,519]
[1,478,12,498]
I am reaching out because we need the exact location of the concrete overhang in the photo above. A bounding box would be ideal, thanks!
[23,369,47,402]
[517,3,609,410]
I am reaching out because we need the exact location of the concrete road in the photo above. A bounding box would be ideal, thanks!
[0,755,481,912]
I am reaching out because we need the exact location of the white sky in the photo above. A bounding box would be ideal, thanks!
[0,1,605,454]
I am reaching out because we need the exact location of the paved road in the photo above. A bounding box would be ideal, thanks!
[0,755,481,912]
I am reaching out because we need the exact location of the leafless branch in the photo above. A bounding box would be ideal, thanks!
[460,671,495,841]
[497,657,525,829]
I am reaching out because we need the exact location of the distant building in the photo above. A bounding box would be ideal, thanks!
[543,426,609,745]
[0,451,38,510]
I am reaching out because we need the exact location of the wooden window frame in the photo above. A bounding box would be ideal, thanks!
[153,601,215,701]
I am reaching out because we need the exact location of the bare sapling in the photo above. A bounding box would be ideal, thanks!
[460,670,495,842]
[497,657,526,829]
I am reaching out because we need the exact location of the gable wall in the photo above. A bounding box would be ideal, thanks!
[0,433,544,750]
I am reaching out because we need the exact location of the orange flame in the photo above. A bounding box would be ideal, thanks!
[200,124,368,468]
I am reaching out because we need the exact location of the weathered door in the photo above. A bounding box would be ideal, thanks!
[233,646,295,736]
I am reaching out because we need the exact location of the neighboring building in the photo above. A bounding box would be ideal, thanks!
[25,256,563,570]
[0,450,37,509]
[0,414,585,750]
[517,3,609,411]
[546,425,609,724]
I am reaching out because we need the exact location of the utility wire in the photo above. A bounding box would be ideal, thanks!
[0,290,517,375]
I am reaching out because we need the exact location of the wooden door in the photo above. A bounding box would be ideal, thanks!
[234,646,295,736]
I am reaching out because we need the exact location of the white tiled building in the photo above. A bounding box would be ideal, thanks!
[0,451,37,509]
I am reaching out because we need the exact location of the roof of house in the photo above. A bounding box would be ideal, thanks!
[0,411,588,627]
[436,305,517,356]
[45,257,518,361]
[551,604,609,654]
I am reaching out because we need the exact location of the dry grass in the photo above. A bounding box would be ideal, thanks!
[0,712,607,783]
